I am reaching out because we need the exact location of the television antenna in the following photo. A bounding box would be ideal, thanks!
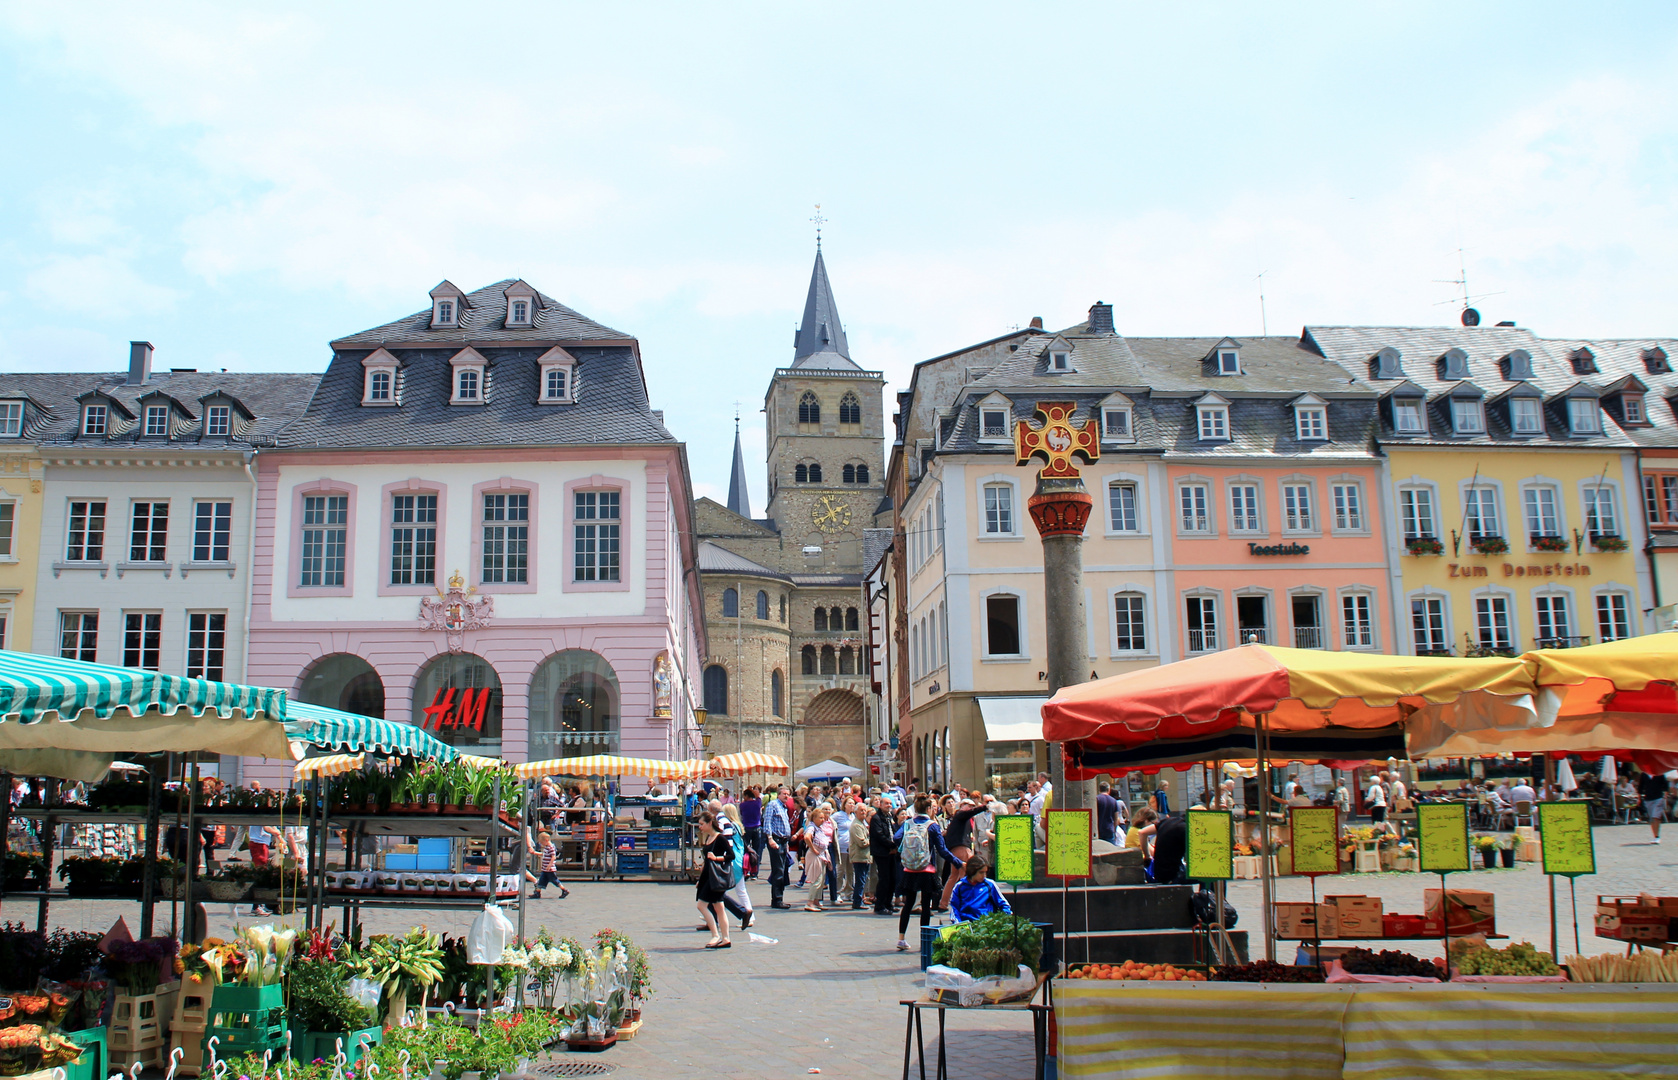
[1433,248,1503,326]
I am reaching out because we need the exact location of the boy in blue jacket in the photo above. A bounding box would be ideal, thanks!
[948,855,1011,923]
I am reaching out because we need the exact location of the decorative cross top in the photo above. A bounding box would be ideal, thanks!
[1014,401,1099,479]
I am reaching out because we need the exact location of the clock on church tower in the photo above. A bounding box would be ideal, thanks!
[812,494,852,533]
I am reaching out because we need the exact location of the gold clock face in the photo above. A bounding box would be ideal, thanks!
[812,494,852,533]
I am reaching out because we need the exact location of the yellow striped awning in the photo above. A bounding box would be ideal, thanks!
[513,755,700,780]
[706,751,790,774]
[294,753,365,779]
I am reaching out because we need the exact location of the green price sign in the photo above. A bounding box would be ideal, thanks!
[1416,802,1471,873]
[1538,800,1596,877]
[994,814,1036,885]
[1289,807,1341,876]
[1044,809,1092,878]
[1185,810,1234,880]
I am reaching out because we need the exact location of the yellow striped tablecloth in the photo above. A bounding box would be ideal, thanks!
[1342,984,1678,1079]
[1055,982,1352,1079]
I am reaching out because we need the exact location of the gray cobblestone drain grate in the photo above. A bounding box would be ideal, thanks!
[532,1063,617,1077]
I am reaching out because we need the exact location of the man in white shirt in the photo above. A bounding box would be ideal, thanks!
[1389,776,1408,804]
[1508,781,1536,806]
[1282,775,1301,801]
[1366,775,1389,831]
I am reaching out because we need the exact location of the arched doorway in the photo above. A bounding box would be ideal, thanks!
[412,652,503,755]
[528,650,620,759]
[297,654,385,718]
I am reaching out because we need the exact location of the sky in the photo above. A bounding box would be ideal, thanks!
[3,3,1678,510]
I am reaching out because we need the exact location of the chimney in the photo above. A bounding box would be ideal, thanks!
[1088,301,1115,335]
[1028,316,1044,330]
[127,341,153,386]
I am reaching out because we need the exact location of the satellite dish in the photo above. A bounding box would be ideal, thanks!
[1461,308,1481,327]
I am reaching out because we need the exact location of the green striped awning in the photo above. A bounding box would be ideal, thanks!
[286,700,460,762]
[0,650,285,727]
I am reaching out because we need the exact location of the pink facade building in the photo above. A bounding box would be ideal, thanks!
[243,280,705,785]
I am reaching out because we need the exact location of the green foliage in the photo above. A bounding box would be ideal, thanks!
[929,913,1042,974]
[288,958,375,1034]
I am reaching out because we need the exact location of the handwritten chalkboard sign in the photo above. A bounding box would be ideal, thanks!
[1538,800,1595,877]
[1185,810,1234,880]
[1289,807,1341,876]
[1044,809,1092,878]
[994,814,1036,885]
[1416,802,1470,873]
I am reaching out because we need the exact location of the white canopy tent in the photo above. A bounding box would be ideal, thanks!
[795,758,862,780]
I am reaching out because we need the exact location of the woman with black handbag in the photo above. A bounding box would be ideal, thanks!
[695,811,735,949]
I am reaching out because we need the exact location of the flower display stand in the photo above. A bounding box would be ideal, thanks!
[109,988,167,1071]
[169,977,213,1078]
[1353,841,1382,874]
[63,1025,107,1080]
[205,983,286,1055]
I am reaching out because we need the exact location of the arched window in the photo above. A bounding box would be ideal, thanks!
[722,588,738,617]
[833,607,847,629]
[856,465,870,485]
[802,645,817,674]
[413,652,503,752]
[795,464,808,483]
[799,393,820,424]
[843,464,856,484]
[846,607,859,631]
[529,650,619,758]
[839,392,861,425]
[839,646,855,675]
[756,590,769,619]
[820,645,837,675]
[703,665,729,716]
[298,653,386,718]
[808,463,823,483]
[771,670,784,717]
[814,607,828,631]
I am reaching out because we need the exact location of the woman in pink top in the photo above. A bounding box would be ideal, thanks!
[802,807,835,912]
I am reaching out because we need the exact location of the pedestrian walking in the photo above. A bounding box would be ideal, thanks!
[531,830,570,899]
[870,797,899,916]
[1639,767,1669,843]
[802,807,835,911]
[763,783,793,908]
[740,786,765,879]
[720,802,755,929]
[895,794,956,952]
[694,812,734,949]
[847,803,872,909]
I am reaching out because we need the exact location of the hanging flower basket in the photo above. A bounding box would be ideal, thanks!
[1470,535,1509,556]
[1406,536,1445,556]
[1591,534,1628,553]
[1530,534,1569,553]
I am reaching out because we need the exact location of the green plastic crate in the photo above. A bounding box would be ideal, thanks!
[289,1026,383,1065]
[64,1025,106,1080]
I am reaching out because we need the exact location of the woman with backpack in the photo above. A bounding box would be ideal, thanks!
[894,793,956,952]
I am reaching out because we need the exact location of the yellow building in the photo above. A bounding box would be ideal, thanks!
[0,436,44,653]
[1307,326,1656,652]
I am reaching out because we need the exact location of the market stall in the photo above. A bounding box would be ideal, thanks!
[513,755,704,878]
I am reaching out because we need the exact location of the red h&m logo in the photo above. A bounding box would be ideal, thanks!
[422,687,493,731]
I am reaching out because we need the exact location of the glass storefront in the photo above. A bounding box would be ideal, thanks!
[296,653,385,717]
[528,650,619,759]
[984,740,1038,799]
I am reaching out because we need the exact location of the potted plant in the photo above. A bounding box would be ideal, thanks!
[389,773,419,814]
[1497,833,1517,867]
[1473,834,1499,868]
[1591,533,1628,553]
[1531,534,1569,553]
[593,929,652,1023]
[1406,535,1444,556]
[3,852,47,892]
[353,927,444,1028]
[57,856,123,897]
[1469,534,1509,556]
[286,954,380,1065]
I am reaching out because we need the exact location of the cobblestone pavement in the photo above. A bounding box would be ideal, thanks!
[15,824,1676,1080]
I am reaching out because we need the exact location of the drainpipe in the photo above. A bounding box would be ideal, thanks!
[238,449,259,787]
[1638,449,1662,608]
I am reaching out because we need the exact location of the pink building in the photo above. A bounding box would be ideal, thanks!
[243,280,705,785]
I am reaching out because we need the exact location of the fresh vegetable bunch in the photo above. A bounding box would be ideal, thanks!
[1565,951,1678,983]
[929,914,1042,974]
[1338,948,1441,978]
[1451,940,1558,976]
[1212,961,1325,983]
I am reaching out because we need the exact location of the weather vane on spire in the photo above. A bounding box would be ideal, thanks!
[733,400,741,429]
[811,204,825,251]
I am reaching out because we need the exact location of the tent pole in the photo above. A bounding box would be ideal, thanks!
[141,759,162,937]
[1256,714,1275,963]
[0,772,10,905]
[36,778,57,933]
[1545,754,1559,961]
[185,760,201,944]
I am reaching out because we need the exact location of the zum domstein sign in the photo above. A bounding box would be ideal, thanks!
[1447,561,1595,579]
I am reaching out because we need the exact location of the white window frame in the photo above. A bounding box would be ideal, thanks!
[1471,588,1518,653]
[82,404,108,436]
[1110,588,1151,656]
[0,497,14,560]
[976,476,1022,539]
[1048,351,1071,372]
[192,500,234,563]
[1287,588,1327,650]
[0,401,21,438]
[1392,397,1425,434]
[144,405,170,438]
[1329,479,1367,534]
[1339,589,1377,650]
[1280,479,1317,535]
[1594,590,1633,642]
[185,610,228,681]
[1106,479,1141,534]
[1624,395,1646,424]
[1176,479,1214,536]
[1409,591,1451,655]
[1532,589,1576,645]
[1510,396,1544,435]
[1102,406,1133,441]
[1581,481,1621,538]
[1398,483,1438,540]
[1521,481,1564,544]
[1226,480,1263,535]
[1451,397,1485,434]
[205,405,232,437]
[454,367,481,402]
[1462,481,1504,540]
[1217,349,1240,375]
[363,367,397,406]
[432,298,458,327]
[1197,405,1229,441]
[541,364,572,403]
[980,408,1010,440]
[508,297,531,326]
[1295,406,1327,441]
[1183,592,1220,654]
[981,589,1028,659]
[1567,397,1601,434]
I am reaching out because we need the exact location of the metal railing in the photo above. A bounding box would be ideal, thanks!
[1533,635,1591,649]
[1293,626,1326,649]
[1238,627,1269,645]
[1187,628,1219,653]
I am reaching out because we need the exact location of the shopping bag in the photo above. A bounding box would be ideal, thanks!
[466,902,516,963]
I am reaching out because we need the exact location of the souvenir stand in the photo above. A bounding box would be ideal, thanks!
[1043,640,1678,1079]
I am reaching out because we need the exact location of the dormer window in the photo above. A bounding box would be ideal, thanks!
[435,300,456,326]
[361,348,400,406]
[1569,347,1598,375]
[1372,347,1404,380]
[368,371,392,401]
[536,345,577,405]
[1049,351,1071,372]
[456,369,480,400]
[981,408,1008,438]
[1502,349,1535,381]
[428,279,467,329]
[1392,397,1425,434]
[1217,349,1240,375]
[1625,395,1646,424]
[1451,398,1485,433]
[545,367,569,401]
[144,405,170,437]
[510,299,529,325]
[1510,396,1544,434]
[448,347,488,405]
[83,404,107,436]
[1102,406,1132,440]
[1197,404,1229,440]
[1292,394,1328,441]
[205,405,231,437]
[1439,348,1470,381]
[1568,397,1601,434]
[1643,346,1670,374]
[0,402,20,438]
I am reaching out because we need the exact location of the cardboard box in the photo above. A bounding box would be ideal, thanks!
[1275,902,1318,939]
[1383,913,1426,938]
[1316,903,1340,938]
[1595,896,1673,941]
[1425,889,1496,935]
[1330,896,1384,937]
[1516,840,1541,863]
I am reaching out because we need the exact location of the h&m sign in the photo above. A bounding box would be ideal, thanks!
[421,687,496,731]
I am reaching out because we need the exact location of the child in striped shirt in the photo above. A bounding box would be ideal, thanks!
[532,831,569,899]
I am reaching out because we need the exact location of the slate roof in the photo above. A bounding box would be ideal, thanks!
[697,541,788,580]
[790,250,858,370]
[0,370,321,448]
[1305,326,1641,449]
[727,425,753,518]
[331,279,633,347]
[862,528,892,575]
[1542,338,1678,449]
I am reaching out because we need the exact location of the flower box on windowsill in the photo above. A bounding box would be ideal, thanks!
[1590,534,1629,553]
[1405,537,1444,556]
[1469,535,1509,556]
[1530,534,1569,553]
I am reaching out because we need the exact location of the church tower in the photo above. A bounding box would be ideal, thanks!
[764,248,886,571]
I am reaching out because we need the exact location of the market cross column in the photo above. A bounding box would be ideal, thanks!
[1015,401,1100,816]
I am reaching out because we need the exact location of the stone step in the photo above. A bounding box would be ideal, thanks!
[1005,884,1196,932]
[1029,846,1145,886]
[1056,928,1250,967]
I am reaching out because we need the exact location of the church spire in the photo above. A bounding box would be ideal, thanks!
[791,247,858,370]
[726,415,752,519]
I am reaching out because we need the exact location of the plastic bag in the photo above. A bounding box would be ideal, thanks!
[347,979,383,1010]
[466,903,515,964]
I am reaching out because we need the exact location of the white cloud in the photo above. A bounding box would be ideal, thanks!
[25,253,181,317]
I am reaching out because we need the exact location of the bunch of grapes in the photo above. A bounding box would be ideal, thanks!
[1453,941,1559,976]
[1338,948,1440,978]
[1212,961,1325,983]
